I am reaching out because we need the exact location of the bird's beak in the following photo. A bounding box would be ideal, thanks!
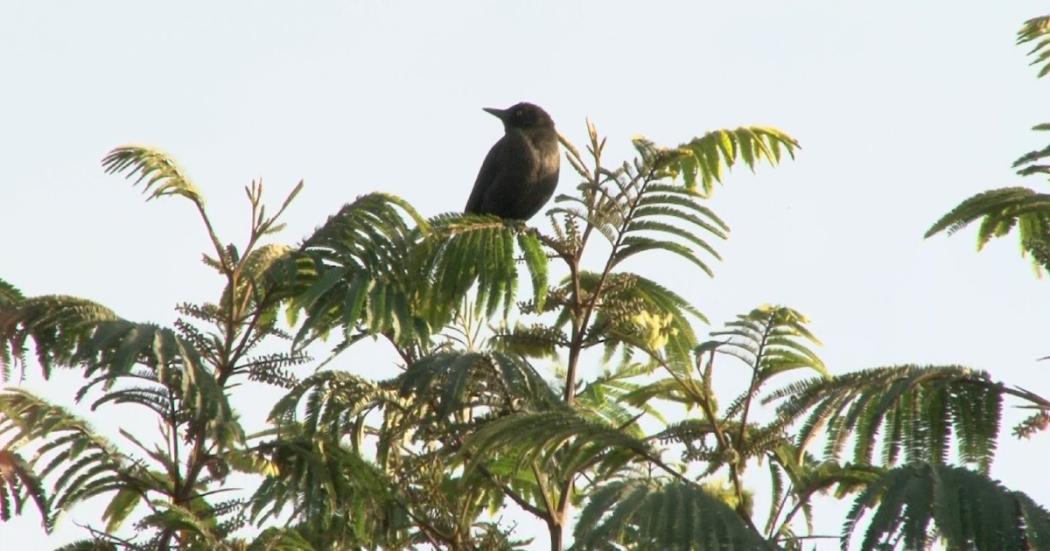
[483,107,508,120]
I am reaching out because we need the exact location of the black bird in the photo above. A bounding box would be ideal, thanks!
[464,102,560,221]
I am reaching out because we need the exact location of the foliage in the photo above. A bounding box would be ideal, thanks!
[926,15,1050,270]
[572,479,774,550]
[1020,16,1050,79]
[767,365,1003,473]
[8,19,1050,547]
[2,149,308,548]
[843,463,1050,551]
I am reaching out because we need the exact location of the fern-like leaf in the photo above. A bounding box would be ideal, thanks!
[397,351,558,419]
[463,410,653,477]
[0,449,49,528]
[767,365,1002,472]
[249,433,404,547]
[102,146,204,205]
[0,390,138,529]
[1,295,117,379]
[1019,16,1050,79]
[704,305,826,387]
[641,127,798,197]
[568,272,704,370]
[290,192,428,348]
[490,324,568,359]
[248,527,318,550]
[417,214,548,322]
[843,463,1050,551]
[0,277,22,309]
[269,370,395,446]
[572,478,773,550]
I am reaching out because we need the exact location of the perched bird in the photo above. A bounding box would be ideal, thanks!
[464,102,560,221]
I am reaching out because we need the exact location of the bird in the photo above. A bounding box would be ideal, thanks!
[464,102,560,221]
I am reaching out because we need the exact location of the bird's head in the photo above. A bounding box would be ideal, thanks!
[483,102,555,130]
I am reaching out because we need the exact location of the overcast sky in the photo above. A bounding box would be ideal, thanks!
[3,2,1049,549]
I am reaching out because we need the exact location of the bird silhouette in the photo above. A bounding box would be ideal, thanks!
[464,102,560,221]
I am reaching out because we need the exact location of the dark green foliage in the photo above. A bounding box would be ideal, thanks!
[0,295,118,379]
[417,214,548,322]
[768,365,1003,472]
[52,540,119,551]
[246,527,316,551]
[1,295,238,445]
[572,479,773,550]
[259,371,413,547]
[1014,130,1050,178]
[15,105,1049,551]
[287,195,550,355]
[263,361,538,549]
[287,192,430,349]
[843,463,1050,551]
[250,435,407,547]
[490,324,568,359]
[925,187,1050,260]
[397,351,558,417]
[0,148,321,548]
[269,370,392,444]
[464,409,654,476]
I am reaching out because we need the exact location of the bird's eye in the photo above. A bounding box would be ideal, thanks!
[515,110,524,117]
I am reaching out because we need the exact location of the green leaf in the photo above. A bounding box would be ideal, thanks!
[102,146,204,205]
[613,236,714,276]
[464,409,653,475]
[101,487,142,532]
[767,365,1002,471]
[517,231,549,310]
[844,463,1050,551]
[1019,17,1050,79]
[573,479,773,550]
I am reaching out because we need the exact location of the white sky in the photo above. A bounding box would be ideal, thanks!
[3,2,1049,549]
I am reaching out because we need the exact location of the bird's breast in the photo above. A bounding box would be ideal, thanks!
[519,130,560,178]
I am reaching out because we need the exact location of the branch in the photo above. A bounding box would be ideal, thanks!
[477,463,550,521]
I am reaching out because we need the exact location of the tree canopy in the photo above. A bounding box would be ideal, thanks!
[4,13,1050,551]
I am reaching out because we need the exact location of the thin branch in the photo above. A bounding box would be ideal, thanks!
[477,464,549,520]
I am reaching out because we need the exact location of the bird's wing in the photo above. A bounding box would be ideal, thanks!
[464,137,505,214]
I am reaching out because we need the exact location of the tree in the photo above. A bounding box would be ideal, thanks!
[5,15,1050,551]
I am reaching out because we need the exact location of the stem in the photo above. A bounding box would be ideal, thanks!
[554,474,575,550]
[563,164,658,405]
[168,388,182,495]
[691,352,756,531]
[159,200,271,548]
[548,519,564,551]
[774,494,810,538]
[547,135,665,549]
[564,258,583,405]
[193,201,227,274]
[478,464,549,520]
[736,320,773,447]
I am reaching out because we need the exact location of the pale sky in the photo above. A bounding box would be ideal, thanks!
[3,2,1049,549]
